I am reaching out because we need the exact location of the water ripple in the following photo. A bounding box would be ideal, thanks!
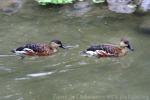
[15,77,30,81]
[0,66,13,72]
[26,71,56,77]
[78,61,88,65]
[15,68,74,80]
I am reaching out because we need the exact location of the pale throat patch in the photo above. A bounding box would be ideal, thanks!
[120,41,128,47]
[53,49,57,53]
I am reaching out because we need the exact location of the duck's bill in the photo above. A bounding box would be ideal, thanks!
[59,45,66,49]
[128,44,134,51]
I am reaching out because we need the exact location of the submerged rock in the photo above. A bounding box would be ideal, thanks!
[107,0,136,13]
[0,0,23,15]
[63,1,92,17]
[108,4,137,13]
[73,1,91,10]
[107,0,131,5]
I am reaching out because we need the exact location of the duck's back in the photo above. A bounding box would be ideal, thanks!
[25,43,53,56]
[25,43,46,53]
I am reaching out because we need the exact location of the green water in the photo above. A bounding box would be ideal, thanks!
[0,0,150,100]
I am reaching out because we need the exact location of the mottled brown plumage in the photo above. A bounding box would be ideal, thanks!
[11,40,65,57]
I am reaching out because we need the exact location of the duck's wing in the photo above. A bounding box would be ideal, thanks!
[86,44,121,56]
[24,43,45,53]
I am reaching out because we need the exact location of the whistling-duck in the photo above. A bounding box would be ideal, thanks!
[81,38,134,58]
[11,40,65,58]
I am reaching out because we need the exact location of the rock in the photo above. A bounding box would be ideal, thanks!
[139,0,150,12]
[73,1,90,10]
[107,0,131,5]
[108,4,137,13]
[133,0,141,5]
[63,1,92,17]
[107,0,136,13]
[0,0,23,15]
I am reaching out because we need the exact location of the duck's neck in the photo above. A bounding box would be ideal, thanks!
[49,46,58,53]
[120,46,129,56]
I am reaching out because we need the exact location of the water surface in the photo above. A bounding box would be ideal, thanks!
[0,0,150,100]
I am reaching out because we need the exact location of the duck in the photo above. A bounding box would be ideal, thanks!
[81,38,134,58]
[11,40,65,58]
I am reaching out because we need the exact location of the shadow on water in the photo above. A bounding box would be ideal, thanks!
[0,0,150,100]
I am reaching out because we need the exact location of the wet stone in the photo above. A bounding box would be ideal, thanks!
[139,0,150,12]
[73,1,91,10]
[107,0,136,13]
[107,0,131,5]
[0,0,23,15]
[108,4,136,13]
[62,1,92,17]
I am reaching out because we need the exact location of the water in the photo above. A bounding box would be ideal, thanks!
[0,0,150,100]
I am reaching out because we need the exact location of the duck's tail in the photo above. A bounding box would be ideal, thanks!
[11,47,26,54]
[10,49,25,59]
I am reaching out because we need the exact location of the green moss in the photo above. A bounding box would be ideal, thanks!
[35,0,75,5]
[93,0,105,3]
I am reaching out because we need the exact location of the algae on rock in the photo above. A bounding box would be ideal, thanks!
[36,0,75,5]
[92,0,105,3]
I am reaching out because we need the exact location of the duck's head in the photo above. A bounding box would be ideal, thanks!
[50,40,65,49]
[120,38,134,51]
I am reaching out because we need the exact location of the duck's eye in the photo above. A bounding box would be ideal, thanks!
[124,41,129,44]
